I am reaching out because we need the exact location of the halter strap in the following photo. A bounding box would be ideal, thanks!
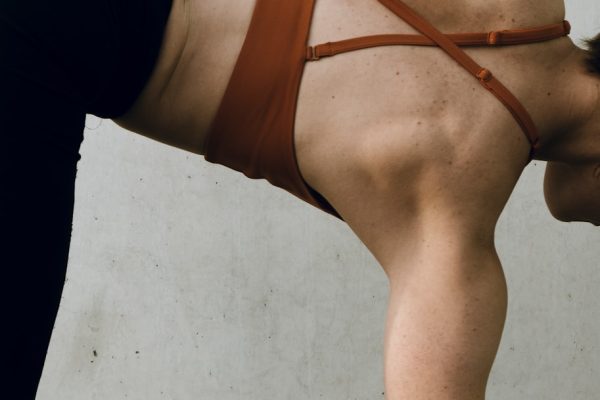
[307,0,572,161]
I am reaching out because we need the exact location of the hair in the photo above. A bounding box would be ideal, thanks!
[584,33,600,75]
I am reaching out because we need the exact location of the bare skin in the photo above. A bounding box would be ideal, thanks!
[115,0,599,398]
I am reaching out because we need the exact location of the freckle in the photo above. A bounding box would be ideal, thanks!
[511,18,515,22]
[547,92,552,96]
[472,328,478,332]
[396,71,400,75]
[417,121,422,125]
[331,95,335,99]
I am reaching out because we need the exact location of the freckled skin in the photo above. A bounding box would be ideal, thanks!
[113,0,597,238]
[128,0,595,228]
[113,2,598,397]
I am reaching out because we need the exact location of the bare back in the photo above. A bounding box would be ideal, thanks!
[115,0,575,265]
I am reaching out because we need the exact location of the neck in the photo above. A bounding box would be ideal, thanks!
[535,43,600,163]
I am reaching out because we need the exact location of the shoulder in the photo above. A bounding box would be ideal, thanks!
[298,118,529,259]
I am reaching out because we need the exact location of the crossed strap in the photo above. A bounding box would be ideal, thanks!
[306,0,572,161]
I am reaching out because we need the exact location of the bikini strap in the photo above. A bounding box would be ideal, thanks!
[307,0,570,159]
[379,0,544,157]
[305,20,571,60]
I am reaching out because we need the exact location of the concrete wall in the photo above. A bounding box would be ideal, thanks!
[38,1,599,399]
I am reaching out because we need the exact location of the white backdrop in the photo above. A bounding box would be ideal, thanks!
[39,1,599,398]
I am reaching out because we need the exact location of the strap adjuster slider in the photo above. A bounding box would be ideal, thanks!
[487,31,500,45]
[307,46,320,61]
[477,68,493,82]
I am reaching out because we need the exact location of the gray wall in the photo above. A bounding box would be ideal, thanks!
[38,1,599,399]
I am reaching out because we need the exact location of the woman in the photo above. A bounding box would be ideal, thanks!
[2,0,598,398]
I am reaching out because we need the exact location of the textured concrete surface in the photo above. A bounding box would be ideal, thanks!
[38,1,599,399]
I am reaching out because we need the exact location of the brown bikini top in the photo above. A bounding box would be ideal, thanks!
[306,0,572,162]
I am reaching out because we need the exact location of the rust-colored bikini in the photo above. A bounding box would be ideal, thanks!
[203,0,571,219]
